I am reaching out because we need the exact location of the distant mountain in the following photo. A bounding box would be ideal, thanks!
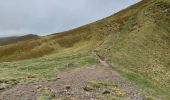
[0,34,39,45]
[0,36,18,43]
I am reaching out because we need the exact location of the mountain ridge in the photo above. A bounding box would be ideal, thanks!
[0,34,39,45]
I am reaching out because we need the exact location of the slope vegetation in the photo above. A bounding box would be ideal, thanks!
[0,0,170,99]
[95,0,170,96]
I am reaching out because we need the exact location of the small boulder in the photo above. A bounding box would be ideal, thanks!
[65,85,71,90]
[36,85,42,90]
[102,90,111,95]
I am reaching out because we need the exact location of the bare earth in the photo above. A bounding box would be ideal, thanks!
[0,64,144,100]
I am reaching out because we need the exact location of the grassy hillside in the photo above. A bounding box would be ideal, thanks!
[0,0,170,99]
[94,0,170,97]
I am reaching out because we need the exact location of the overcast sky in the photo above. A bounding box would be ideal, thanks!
[0,0,140,37]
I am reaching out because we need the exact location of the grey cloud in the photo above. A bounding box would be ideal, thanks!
[0,0,140,37]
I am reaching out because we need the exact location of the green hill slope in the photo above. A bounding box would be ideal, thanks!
[0,0,170,99]
[95,0,170,96]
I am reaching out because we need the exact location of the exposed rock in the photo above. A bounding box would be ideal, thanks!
[65,85,71,90]
[35,85,42,90]
[65,62,75,67]
[102,90,111,95]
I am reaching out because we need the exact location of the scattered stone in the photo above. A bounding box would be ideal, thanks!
[35,85,42,90]
[102,90,111,95]
[164,8,170,14]
[83,86,93,92]
[65,85,71,90]
[65,62,75,67]
[27,75,35,79]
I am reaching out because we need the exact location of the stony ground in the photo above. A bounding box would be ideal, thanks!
[0,64,146,100]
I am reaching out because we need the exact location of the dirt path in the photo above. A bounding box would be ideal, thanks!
[92,52,145,100]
